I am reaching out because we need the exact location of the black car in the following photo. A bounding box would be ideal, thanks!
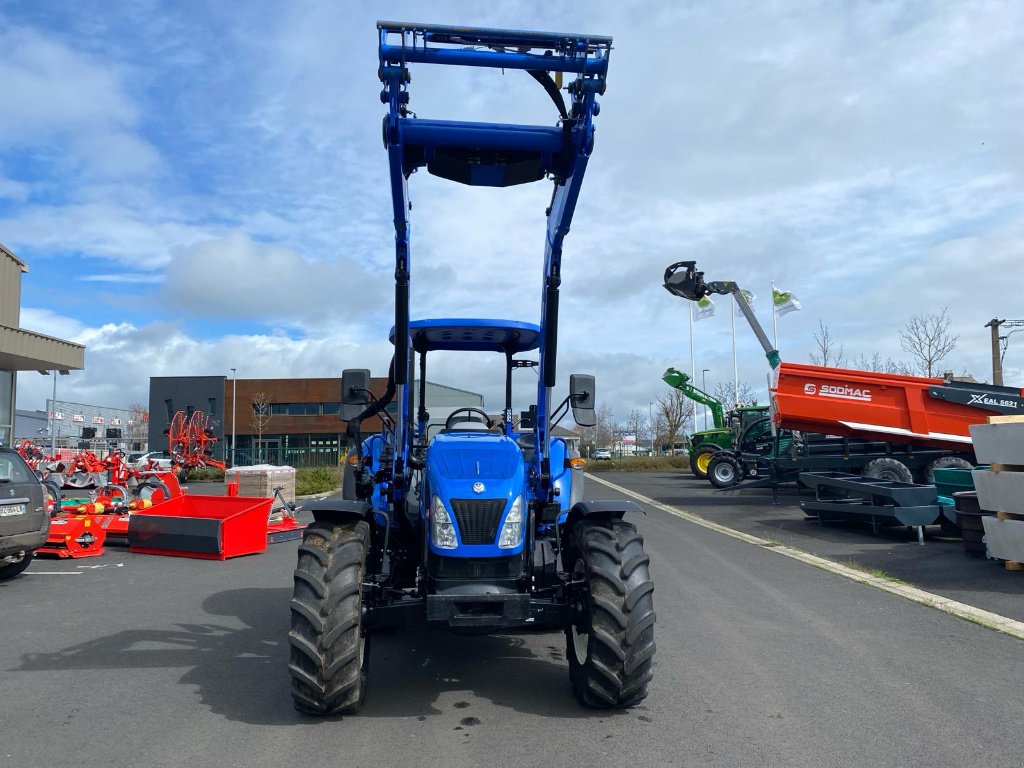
[0,446,49,581]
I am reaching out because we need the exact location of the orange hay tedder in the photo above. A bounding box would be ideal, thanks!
[166,410,227,480]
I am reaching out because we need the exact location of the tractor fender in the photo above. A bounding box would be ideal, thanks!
[563,499,644,529]
[304,499,373,527]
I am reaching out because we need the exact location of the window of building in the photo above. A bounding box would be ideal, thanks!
[271,403,288,416]
[288,403,320,416]
[321,402,340,415]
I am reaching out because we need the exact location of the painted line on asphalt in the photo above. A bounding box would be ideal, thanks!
[586,473,1024,642]
[25,571,82,576]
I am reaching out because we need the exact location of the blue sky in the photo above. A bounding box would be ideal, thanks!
[3,1,1023,421]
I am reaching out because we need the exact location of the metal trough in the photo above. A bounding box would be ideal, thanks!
[799,471,943,537]
[128,494,273,560]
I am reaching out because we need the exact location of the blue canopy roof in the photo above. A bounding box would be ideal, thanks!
[390,318,541,353]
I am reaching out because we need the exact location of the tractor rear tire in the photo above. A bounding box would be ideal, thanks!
[289,520,370,715]
[689,444,719,479]
[862,457,913,484]
[566,520,656,708]
[707,454,743,489]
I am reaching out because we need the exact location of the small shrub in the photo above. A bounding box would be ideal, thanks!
[186,467,225,481]
[586,455,690,473]
[296,466,342,496]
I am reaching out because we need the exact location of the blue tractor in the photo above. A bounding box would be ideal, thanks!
[288,21,656,715]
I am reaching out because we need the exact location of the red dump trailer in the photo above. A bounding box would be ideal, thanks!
[771,363,1024,453]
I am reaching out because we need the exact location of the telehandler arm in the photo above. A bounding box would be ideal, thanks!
[661,367,726,429]
[663,261,782,370]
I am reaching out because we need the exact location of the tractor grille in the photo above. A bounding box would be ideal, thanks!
[450,498,506,545]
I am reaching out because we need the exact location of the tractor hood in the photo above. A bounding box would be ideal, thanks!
[430,432,521,480]
[426,432,526,556]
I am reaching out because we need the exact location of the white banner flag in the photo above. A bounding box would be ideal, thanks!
[692,295,715,321]
[773,287,802,317]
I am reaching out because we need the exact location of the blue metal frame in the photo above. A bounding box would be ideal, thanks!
[378,21,611,510]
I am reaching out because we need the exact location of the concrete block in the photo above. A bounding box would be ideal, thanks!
[972,469,1024,515]
[981,516,1024,563]
[969,422,1024,465]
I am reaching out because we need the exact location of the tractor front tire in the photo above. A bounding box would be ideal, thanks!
[689,444,719,479]
[289,520,370,715]
[566,520,656,708]
[707,454,744,489]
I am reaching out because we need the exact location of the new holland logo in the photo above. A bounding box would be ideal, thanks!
[804,382,872,402]
[472,482,486,494]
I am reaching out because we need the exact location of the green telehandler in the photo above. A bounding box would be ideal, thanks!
[662,367,769,479]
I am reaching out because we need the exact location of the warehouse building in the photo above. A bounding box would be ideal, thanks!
[148,375,485,467]
[0,244,85,446]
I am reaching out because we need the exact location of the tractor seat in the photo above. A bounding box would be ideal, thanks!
[441,421,491,434]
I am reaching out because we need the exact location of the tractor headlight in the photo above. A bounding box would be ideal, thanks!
[432,495,457,549]
[498,496,524,549]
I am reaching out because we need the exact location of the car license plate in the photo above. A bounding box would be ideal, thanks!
[0,503,27,517]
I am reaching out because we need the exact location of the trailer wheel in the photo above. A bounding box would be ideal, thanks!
[42,480,62,515]
[707,454,743,489]
[0,550,35,581]
[136,480,171,504]
[289,520,370,715]
[923,455,973,484]
[566,520,656,708]
[862,457,913,484]
[689,444,719,479]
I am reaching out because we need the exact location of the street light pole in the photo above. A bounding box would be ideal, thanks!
[701,368,710,430]
[230,368,237,467]
[49,370,57,456]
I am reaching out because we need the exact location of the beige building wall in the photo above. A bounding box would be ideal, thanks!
[0,243,25,327]
[0,244,85,445]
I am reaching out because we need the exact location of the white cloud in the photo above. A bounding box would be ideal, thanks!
[4,1,1024,425]
[0,25,161,179]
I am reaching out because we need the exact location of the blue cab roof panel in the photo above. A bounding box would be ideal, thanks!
[390,318,541,353]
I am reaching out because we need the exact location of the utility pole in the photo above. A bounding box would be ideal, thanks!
[985,319,1024,385]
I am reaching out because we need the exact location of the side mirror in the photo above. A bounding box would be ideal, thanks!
[569,374,597,427]
[341,369,371,421]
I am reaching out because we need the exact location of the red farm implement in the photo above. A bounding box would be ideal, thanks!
[166,410,227,480]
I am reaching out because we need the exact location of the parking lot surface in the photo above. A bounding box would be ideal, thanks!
[1,476,1021,767]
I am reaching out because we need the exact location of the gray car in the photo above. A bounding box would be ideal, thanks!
[0,447,49,581]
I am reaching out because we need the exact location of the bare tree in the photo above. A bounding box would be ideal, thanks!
[624,408,649,454]
[713,381,758,409]
[852,352,916,376]
[899,308,959,377]
[250,392,272,463]
[657,389,693,453]
[580,402,616,455]
[809,319,846,368]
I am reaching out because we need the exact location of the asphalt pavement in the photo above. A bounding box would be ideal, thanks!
[1,476,1022,767]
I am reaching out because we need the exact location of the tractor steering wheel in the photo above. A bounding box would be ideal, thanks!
[444,407,492,431]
